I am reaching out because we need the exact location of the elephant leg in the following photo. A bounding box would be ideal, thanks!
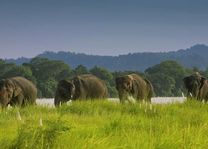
[203,92,208,102]
[127,96,136,103]
[54,98,61,107]
[10,94,24,107]
[118,93,124,103]
[54,98,67,107]
[17,95,24,106]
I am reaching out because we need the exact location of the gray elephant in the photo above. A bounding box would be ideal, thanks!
[183,72,208,101]
[115,73,154,103]
[0,76,37,108]
[54,74,108,106]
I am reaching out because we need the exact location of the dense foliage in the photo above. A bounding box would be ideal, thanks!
[0,57,201,98]
[145,61,192,96]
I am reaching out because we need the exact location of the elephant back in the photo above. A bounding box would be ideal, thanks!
[73,74,108,99]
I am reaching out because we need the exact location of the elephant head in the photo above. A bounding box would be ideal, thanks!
[0,79,21,107]
[183,72,206,98]
[54,79,75,106]
[115,75,134,103]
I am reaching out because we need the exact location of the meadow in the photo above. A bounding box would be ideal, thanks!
[0,100,208,149]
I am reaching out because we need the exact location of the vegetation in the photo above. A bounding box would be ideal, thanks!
[0,100,208,149]
[145,61,192,96]
[1,46,208,148]
[0,57,202,98]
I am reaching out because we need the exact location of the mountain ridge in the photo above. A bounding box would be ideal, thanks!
[5,44,208,71]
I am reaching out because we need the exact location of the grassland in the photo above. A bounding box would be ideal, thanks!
[0,100,208,149]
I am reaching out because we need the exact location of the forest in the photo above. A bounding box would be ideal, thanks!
[1,57,208,98]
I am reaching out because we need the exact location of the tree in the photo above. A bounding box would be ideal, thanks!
[145,60,191,96]
[90,66,112,80]
[28,57,71,81]
[38,77,57,98]
[26,57,72,97]
[72,65,88,76]
[2,65,36,84]
[0,60,16,79]
[90,66,117,97]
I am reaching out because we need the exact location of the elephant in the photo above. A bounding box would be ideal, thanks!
[54,74,108,106]
[115,73,154,103]
[0,76,37,108]
[183,72,208,101]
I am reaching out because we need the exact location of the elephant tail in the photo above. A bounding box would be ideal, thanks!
[144,79,154,100]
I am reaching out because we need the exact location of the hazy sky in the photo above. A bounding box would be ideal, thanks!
[0,0,208,58]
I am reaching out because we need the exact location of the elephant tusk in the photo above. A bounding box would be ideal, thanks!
[127,95,136,103]
[189,92,193,97]
[181,92,185,97]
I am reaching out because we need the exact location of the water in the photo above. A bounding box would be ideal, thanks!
[36,97,186,107]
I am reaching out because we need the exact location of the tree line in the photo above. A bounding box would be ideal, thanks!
[1,57,207,98]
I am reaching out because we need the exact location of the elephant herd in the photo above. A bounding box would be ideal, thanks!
[0,72,208,108]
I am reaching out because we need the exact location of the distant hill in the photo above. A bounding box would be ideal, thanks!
[6,57,31,65]
[6,44,208,71]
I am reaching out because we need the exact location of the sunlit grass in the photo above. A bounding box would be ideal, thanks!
[0,99,208,148]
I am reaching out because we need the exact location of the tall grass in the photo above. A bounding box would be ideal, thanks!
[0,100,208,149]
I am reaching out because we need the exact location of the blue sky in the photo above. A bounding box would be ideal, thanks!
[0,0,208,58]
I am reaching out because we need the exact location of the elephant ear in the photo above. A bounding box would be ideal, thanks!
[5,79,22,97]
[4,79,18,96]
[5,79,14,88]
[73,76,84,86]
[72,76,84,97]
[58,80,74,95]
[126,75,134,91]
[13,86,22,97]
[200,77,206,89]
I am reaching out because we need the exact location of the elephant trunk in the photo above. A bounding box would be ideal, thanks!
[54,93,62,107]
[191,85,199,98]
[118,90,132,103]
[186,82,199,98]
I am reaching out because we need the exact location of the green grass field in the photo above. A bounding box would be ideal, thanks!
[0,100,208,149]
